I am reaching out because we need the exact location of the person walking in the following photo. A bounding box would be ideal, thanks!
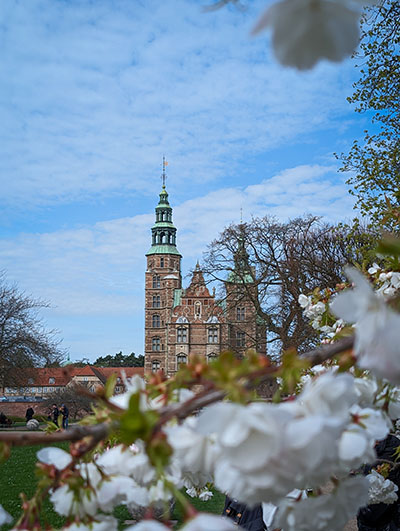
[51,403,59,427]
[60,404,69,430]
[25,406,34,422]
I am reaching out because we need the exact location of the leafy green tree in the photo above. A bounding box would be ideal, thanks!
[93,351,144,367]
[338,0,400,231]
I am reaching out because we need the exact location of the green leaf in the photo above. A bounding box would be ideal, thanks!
[104,373,117,399]
[0,441,10,464]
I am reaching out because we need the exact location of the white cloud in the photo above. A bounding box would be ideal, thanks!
[0,0,355,207]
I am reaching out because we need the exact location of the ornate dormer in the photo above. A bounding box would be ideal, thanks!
[146,157,181,258]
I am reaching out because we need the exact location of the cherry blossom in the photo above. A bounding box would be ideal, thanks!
[65,516,118,531]
[109,375,147,410]
[367,470,399,505]
[0,504,12,526]
[272,476,369,531]
[37,447,72,470]
[124,521,170,531]
[182,513,243,530]
[252,0,361,70]
[331,267,400,384]
[298,371,357,419]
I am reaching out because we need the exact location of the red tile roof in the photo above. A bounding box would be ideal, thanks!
[5,366,144,387]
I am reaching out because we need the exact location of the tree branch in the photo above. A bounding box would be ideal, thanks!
[0,422,111,446]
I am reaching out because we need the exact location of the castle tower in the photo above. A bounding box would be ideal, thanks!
[144,159,182,373]
[224,226,266,356]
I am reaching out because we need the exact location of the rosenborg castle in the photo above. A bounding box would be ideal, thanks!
[144,169,266,377]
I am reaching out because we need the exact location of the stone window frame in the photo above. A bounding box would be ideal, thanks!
[152,337,161,351]
[236,306,246,321]
[177,326,188,343]
[153,295,161,308]
[153,274,161,289]
[152,360,161,372]
[207,352,218,362]
[207,327,219,344]
[152,314,161,328]
[177,353,188,366]
[236,331,246,347]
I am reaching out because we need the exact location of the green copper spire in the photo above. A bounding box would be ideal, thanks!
[146,158,181,257]
[227,224,253,284]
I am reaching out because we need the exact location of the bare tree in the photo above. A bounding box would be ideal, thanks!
[0,273,65,389]
[202,216,376,357]
[42,383,93,420]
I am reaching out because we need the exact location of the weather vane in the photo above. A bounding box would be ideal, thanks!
[161,155,168,188]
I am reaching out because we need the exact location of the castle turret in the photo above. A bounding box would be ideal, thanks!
[144,158,182,374]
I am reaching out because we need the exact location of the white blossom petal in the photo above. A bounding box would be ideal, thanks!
[37,447,73,470]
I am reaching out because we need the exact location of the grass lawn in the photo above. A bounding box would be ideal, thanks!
[0,443,224,530]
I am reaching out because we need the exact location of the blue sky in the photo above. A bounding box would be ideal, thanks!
[0,0,368,362]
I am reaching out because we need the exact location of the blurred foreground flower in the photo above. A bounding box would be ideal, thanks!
[0,504,12,526]
[331,267,400,384]
[253,0,370,70]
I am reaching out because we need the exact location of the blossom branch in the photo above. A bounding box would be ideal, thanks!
[0,422,111,446]
[305,335,355,365]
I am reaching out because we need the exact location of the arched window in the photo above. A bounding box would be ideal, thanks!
[236,331,245,347]
[208,327,218,343]
[152,337,161,351]
[153,295,161,308]
[152,360,161,372]
[194,301,201,318]
[152,314,161,328]
[177,354,187,365]
[236,307,245,321]
[208,352,218,362]
[177,327,188,343]
[153,275,160,288]
[176,316,189,324]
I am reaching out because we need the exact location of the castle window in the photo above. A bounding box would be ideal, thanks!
[152,360,161,372]
[208,327,218,343]
[49,377,55,384]
[208,352,218,362]
[153,275,160,288]
[194,301,201,318]
[152,337,161,351]
[177,327,188,343]
[160,257,164,268]
[177,354,187,365]
[153,295,161,308]
[237,307,245,321]
[236,331,246,347]
[152,314,161,328]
